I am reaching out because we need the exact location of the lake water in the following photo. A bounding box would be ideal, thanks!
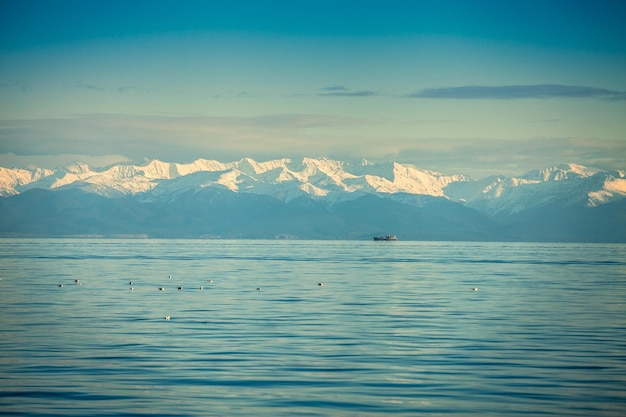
[0,239,624,416]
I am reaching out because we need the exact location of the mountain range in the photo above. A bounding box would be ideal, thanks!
[1,157,625,241]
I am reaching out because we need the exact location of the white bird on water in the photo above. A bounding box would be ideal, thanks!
[164,315,171,320]
[472,287,478,291]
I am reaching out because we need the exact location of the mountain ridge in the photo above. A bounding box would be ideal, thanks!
[1,157,624,207]
[1,157,625,241]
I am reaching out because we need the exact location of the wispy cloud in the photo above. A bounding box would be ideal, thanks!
[2,114,624,177]
[74,82,154,94]
[394,138,626,178]
[409,84,626,100]
[75,81,106,92]
[0,113,371,164]
[0,82,29,92]
[321,90,378,97]
[320,85,350,92]
[318,85,379,97]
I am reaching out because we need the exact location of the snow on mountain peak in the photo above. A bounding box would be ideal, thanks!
[236,157,292,176]
[391,162,465,196]
[587,171,626,207]
[0,166,55,196]
[523,163,597,182]
[140,159,179,179]
[64,162,92,174]
[0,158,624,215]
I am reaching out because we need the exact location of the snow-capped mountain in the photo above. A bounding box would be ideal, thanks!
[445,163,626,215]
[0,157,471,201]
[1,158,624,208]
[1,158,624,241]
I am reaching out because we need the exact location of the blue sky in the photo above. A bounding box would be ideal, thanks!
[1,0,625,177]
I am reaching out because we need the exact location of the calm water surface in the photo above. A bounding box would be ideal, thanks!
[0,239,624,416]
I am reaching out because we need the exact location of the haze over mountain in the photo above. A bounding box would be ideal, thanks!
[1,157,624,242]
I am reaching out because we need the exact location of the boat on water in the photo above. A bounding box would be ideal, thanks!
[373,235,397,241]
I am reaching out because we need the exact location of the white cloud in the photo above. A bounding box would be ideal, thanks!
[0,153,131,170]
[410,84,626,100]
[1,113,624,178]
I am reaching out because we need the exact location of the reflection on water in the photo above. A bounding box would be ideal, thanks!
[0,239,625,416]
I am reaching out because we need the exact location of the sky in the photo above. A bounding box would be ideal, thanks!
[1,0,625,178]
